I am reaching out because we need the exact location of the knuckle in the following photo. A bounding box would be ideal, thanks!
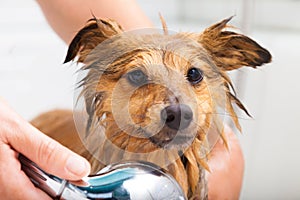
[37,139,59,166]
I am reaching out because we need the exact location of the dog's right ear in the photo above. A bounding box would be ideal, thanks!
[199,17,271,71]
[64,18,123,63]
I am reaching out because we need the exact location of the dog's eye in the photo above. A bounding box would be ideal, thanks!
[187,68,203,84]
[127,70,148,86]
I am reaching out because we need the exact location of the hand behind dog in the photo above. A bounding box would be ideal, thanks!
[207,125,244,200]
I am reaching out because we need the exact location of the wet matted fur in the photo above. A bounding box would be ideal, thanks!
[31,17,271,199]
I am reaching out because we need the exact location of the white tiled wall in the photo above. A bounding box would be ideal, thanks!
[1,0,299,199]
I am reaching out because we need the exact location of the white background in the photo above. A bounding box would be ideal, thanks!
[0,0,299,199]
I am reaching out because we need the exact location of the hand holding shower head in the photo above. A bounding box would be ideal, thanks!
[19,154,186,200]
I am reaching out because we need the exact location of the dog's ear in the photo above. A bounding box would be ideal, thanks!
[64,18,123,63]
[199,17,272,71]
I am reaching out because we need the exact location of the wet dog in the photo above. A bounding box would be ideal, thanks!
[31,17,271,199]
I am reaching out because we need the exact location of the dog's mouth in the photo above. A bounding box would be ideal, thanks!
[149,127,196,149]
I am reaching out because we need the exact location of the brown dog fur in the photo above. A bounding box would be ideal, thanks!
[31,17,271,199]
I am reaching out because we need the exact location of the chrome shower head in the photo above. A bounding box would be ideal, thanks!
[19,154,186,200]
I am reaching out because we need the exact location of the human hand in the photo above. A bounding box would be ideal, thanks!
[207,125,245,200]
[0,98,91,200]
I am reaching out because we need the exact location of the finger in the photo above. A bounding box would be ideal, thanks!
[0,143,52,200]
[9,123,90,180]
[1,104,91,180]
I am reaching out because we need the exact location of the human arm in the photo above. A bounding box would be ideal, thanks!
[36,0,154,44]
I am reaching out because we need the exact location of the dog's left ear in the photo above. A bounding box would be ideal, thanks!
[64,18,123,63]
[199,17,272,71]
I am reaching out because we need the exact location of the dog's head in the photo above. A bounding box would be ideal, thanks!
[65,16,271,195]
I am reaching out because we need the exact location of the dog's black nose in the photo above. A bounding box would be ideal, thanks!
[161,104,193,130]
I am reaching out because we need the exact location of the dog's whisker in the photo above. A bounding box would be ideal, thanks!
[190,121,207,134]
[197,112,251,120]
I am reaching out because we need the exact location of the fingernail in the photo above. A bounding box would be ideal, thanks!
[65,155,90,177]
